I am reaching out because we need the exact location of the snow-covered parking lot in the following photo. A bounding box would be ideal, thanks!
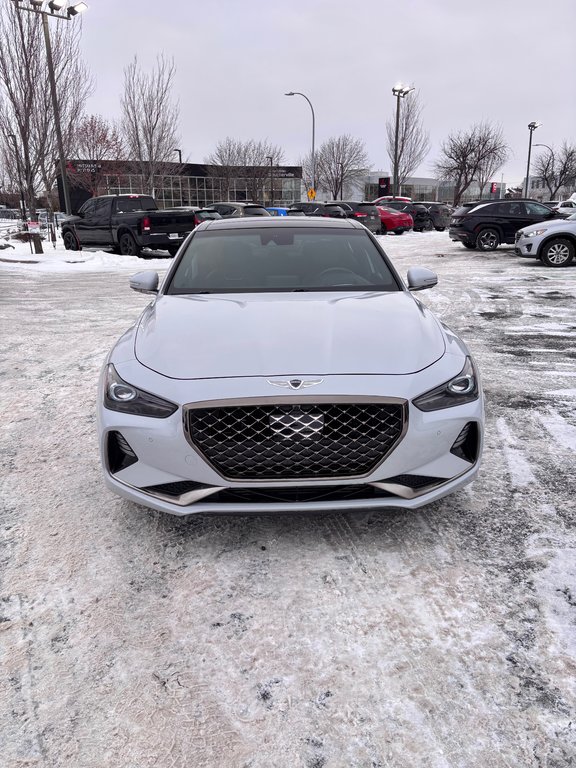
[1,230,575,767]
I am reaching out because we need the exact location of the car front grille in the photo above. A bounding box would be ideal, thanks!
[185,401,407,480]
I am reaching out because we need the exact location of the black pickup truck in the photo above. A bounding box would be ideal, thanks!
[61,194,215,256]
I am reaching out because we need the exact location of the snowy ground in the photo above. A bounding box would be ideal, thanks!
[1,228,575,767]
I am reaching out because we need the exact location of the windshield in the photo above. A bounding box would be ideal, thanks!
[166,227,401,294]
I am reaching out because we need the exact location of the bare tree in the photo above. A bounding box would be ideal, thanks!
[532,143,576,199]
[121,55,180,197]
[205,138,284,202]
[239,140,284,203]
[67,115,126,196]
[316,135,369,199]
[385,91,430,195]
[205,137,242,200]
[475,152,506,200]
[0,2,93,215]
[435,122,508,205]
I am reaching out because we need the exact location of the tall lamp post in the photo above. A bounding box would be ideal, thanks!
[285,91,316,194]
[524,121,541,198]
[12,0,89,216]
[391,83,414,199]
[173,148,182,164]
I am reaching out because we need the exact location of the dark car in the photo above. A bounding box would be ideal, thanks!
[383,201,434,232]
[288,202,348,218]
[208,202,271,218]
[417,202,451,231]
[170,206,223,226]
[326,202,381,234]
[448,199,565,251]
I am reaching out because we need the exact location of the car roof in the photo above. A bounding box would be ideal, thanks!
[201,216,360,231]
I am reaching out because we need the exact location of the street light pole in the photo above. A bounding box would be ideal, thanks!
[267,155,274,207]
[12,1,89,216]
[391,83,414,199]
[41,12,71,215]
[339,162,344,200]
[285,91,315,193]
[173,148,182,164]
[524,121,541,198]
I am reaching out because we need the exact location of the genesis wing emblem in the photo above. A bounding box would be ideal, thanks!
[267,378,324,390]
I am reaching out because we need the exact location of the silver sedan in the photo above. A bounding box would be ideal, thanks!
[97,217,484,515]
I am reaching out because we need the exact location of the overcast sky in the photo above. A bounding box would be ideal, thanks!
[80,0,576,186]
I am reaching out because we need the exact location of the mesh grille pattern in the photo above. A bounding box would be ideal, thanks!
[186,402,405,480]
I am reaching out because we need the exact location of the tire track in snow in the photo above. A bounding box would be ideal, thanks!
[536,408,576,453]
[495,417,536,487]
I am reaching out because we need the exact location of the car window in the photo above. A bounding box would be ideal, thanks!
[115,196,156,214]
[525,201,555,216]
[79,200,96,217]
[166,227,401,294]
[243,206,270,216]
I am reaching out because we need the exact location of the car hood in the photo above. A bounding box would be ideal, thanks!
[134,292,446,379]
[518,217,573,234]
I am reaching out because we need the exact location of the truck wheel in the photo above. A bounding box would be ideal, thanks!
[540,238,574,267]
[119,232,141,257]
[63,230,79,251]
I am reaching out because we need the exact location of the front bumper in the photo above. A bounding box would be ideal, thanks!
[97,367,484,516]
[514,235,537,258]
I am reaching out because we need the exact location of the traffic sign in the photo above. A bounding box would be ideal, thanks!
[307,188,316,201]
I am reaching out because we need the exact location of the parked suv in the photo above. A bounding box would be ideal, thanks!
[515,213,576,267]
[382,201,433,232]
[326,201,381,234]
[418,202,451,231]
[208,202,270,218]
[449,199,565,251]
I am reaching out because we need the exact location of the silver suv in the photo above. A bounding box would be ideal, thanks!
[515,213,576,267]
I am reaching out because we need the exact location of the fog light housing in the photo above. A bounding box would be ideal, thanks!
[107,431,138,473]
[450,422,479,463]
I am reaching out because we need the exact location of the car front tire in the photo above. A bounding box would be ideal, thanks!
[540,238,575,267]
[476,228,500,251]
[63,230,79,251]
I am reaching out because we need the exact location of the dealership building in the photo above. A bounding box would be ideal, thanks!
[61,160,304,212]
[60,160,510,212]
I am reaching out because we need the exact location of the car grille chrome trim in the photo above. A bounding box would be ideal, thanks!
[183,396,408,482]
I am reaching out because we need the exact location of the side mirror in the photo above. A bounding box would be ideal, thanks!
[130,270,159,294]
[407,266,438,292]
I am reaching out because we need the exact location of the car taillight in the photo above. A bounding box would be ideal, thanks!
[142,216,151,232]
[353,212,367,218]
[194,215,201,226]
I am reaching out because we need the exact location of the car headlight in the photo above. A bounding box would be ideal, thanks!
[413,357,479,412]
[521,228,547,238]
[104,364,178,418]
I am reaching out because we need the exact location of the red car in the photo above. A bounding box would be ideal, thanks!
[376,205,413,235]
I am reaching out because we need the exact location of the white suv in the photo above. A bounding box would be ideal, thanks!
[515,214,576,267]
